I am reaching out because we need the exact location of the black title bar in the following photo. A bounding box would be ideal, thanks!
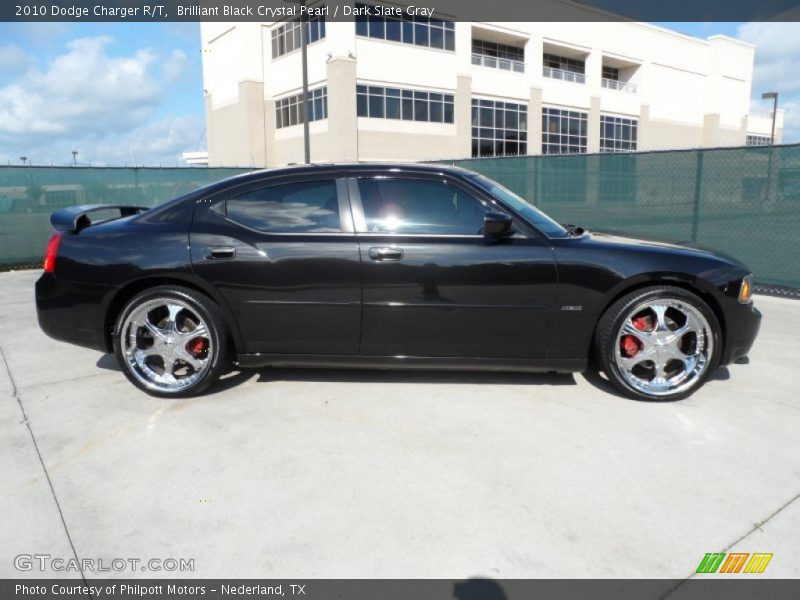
[3,0,800,22]
[4,579,800,600]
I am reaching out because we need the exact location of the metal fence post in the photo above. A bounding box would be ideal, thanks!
[691,151,703,242]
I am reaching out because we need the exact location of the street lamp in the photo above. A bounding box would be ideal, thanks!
[761,92,778,145]
[71,150,78,165]
[283,0,311,164]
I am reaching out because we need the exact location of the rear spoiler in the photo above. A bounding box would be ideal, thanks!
[50,204,149,233]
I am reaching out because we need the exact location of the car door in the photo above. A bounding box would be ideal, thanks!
[190,174,361,355]
[349,172,558,359]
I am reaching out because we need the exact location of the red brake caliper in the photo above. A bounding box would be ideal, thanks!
[186,337,208,357]
[621,316,649,358]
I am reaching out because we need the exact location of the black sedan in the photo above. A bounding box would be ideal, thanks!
[35,163,761,401]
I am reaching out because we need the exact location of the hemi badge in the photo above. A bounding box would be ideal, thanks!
[561,305,583,311]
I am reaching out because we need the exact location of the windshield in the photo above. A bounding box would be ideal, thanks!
[468,174,568,237]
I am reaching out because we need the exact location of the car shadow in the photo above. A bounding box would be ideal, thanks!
[98,352,730,399]
[95,353,577,393]
[254,367,577,387]
[96,353,121,371]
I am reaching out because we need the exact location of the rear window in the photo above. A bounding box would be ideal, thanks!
[226,180,341,233]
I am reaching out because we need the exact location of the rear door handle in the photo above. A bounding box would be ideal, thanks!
[368,247,403,261]
[205,246,236,260]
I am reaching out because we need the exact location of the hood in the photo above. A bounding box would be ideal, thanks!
[586,231,748,270]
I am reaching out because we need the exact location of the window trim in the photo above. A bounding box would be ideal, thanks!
[542,106,588,155]
[346,173,535,239]
[746,134,771,147]
[215,176,356,237]
[354,2,455,52]
[471,97,529,158]
[357,84,455,124]
[276,86,328,129]
[599,114,638,153]
[271,17,326,60]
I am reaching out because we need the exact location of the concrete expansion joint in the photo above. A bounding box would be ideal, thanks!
[1,343,88,584]
[661,490,800,599]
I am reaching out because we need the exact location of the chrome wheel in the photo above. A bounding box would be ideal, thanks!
[614,298,714,397]
[120,298,213,393]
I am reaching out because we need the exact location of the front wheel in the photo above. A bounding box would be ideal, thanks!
[594,286,721,401]
[113,285,231,397]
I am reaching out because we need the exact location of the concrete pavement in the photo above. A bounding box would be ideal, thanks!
[1,269,799,579]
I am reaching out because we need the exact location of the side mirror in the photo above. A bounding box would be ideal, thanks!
[483,212,513,238]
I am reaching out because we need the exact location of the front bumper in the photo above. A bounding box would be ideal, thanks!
[720,301,762,365]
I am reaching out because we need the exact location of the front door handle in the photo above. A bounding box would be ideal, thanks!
[205,246,236,260]
[369,247,403,261]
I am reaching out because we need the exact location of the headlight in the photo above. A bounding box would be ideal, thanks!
[738,275,753,304]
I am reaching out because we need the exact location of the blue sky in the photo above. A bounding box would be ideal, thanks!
[0,22,205,166]
[0,21,796,166]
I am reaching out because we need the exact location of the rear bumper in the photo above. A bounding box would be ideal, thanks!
[35,273,110,352]
[720,301,762,365]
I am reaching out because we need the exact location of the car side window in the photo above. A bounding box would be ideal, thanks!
[226,180,341,233]
[357,177,491,235]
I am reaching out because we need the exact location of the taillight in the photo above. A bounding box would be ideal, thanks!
[43,232,62,273]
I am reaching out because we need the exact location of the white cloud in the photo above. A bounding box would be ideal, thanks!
[162,49,190,82]
[0,35,204,166]
[737,22,800,142]
[0,43,30,74]
[0,36,159,140]
[110,114,205,166]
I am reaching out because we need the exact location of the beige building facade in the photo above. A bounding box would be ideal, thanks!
[200,9,785,167]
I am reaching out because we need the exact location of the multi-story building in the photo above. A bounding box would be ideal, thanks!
[200,5,785,167]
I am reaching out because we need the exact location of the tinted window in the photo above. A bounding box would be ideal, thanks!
[358,178,490,235]
[467,174,567,237]
[226,180,341,233]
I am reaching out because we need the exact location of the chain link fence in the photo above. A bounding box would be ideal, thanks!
[1,145,798,291]
[0,166,247,265]
[443,144,800,292]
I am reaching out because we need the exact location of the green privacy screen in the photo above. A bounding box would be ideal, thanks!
[0,166,247,265]
[1,144,799,288]
[446,144,800,289]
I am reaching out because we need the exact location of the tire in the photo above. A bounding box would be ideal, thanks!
[113,285,232,398]
[594,285,721,401]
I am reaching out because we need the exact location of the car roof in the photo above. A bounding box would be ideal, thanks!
[143,162,486,224]
[220,162,477,184]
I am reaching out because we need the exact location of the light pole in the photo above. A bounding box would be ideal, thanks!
[761,91,778,144]
[283,0,311,164]
[72,150,78,165]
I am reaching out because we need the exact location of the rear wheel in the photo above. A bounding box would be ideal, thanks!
[595,286,721,401]
[114,286,231,397]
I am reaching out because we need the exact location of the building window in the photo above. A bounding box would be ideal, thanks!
[746,134,771,146]
[602,66,619,81]
[227,180,342,233]
[275,87,328,129]
[471,99,528,157]
[543,52,586,83]
[472,40,524,72]
[355,3,455,50]
[357,84,454,123]
[271,16,326,58]
[542,107,587,155]
[600,115,638,152]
